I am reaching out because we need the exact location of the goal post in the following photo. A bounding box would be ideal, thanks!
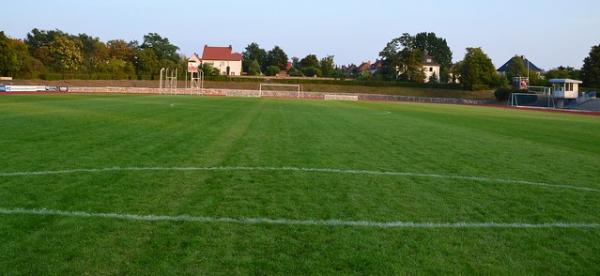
[509,92,556,108]
[259,83,301,98]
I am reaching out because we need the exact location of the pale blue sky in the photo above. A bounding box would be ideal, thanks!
[2,0,599,69]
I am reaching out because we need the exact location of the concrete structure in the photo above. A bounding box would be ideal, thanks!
[198,45,242,76]
[550,79,582,99]
[549,79,583,108]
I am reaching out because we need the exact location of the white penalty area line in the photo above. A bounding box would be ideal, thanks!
[0,166,597,193]
[1,207,598,229]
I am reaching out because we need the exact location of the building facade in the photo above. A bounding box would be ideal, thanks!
[422,56,440,83]
[199,45,242,76]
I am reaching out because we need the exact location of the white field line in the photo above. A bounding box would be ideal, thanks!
[0,166,597,192]
[1,207,598,229]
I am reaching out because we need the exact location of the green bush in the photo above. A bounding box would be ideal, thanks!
[265,66,280,76]
[494,88,512,101]
[301,67,322,77]
[288,67,303,77]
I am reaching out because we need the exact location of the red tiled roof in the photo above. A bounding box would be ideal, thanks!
[201,45,242,61]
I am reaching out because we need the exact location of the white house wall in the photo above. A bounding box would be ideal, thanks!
[203,60,242,76]
[423,65,440,83]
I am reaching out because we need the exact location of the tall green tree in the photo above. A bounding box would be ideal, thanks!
[413,32,452,81]
[242,42,267,73]
[582,44,600,87]
[0,32,20,76]
[247,59,261,75]
[505,55,527,80]
[48,36,83,72]
[140,33,179,63]
[135,48,159,79]
[320,55,335,77]
[300,54,320,68]
[265,46,288,70]
[399,49,425,83]
[107,39,136,62]
[25,28,68,66]
[545,66,581,80]
[379,33,421,80]
[78,34,108,72]
[459,47,499,90]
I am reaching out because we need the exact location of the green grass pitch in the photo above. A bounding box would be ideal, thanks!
[0,93,599,274]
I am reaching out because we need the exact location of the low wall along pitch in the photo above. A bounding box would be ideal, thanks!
[56,86,491,105]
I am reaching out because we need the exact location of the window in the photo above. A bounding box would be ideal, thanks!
[430,67,433,72]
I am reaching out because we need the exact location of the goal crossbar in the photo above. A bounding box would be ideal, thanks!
[259,83,301,97]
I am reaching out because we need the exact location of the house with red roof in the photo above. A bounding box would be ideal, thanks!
[197,45,242,76]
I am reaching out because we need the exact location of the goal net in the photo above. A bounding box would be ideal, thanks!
[509,92,556,108]
[259,83,301,98]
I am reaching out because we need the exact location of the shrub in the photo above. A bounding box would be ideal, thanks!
[301,66,322,77]
[247,60,261,76]
[494,87,512,101]
[288,67,303,77]
[265,65,280,76]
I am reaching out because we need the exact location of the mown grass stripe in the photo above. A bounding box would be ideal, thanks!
[0,166,597,192]
[0,207,598,229]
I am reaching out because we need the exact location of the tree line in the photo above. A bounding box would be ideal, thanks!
[0,29,184,80]
[241,42,341,78]
[1,29,599,90]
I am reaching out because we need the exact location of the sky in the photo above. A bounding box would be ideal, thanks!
[2,0,599,69]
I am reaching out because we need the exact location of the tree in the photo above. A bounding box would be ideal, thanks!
[201,63,220,76]
[25,28,68,67]
[379,33,421,80]
[428,72,438,83]
[265,46,288,70]
[140,33,179,63]
[459,47,498,90]
[582,44,600,88]
[300,54,320,68]
[135,48,159,79]
[242,42,267,73]
[288,67,303,77]
[320,55,335,77]
[291,57,301,69]
[98,58,136,79]
[48,36,83,72]
[107,39,136,62]
[247,59,261,75]
[0,32,20,76]
[398,49,425,83]
[265,65,281,76]
[545,66,581,80]
[78,34,108,72]
[301,66,322,77]
[413,32,452,81]
[505,55,527,80]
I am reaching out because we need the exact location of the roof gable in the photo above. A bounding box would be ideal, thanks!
[497,56,543,72]
[201,45,242,61]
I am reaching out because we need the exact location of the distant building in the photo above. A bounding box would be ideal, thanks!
[199,45,242,76]
[422,55,440,83]
[497,56,544,76]
[357,61,371,74]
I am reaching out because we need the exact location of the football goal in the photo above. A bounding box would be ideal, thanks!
[259,83,301,98]
[509,91,555,108]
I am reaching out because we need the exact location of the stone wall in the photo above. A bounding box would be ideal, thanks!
[67,87,492,105]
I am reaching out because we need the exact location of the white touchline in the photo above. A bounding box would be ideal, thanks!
[0,166,597,192]
[1,166,598,192]
[0,207,598,229]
